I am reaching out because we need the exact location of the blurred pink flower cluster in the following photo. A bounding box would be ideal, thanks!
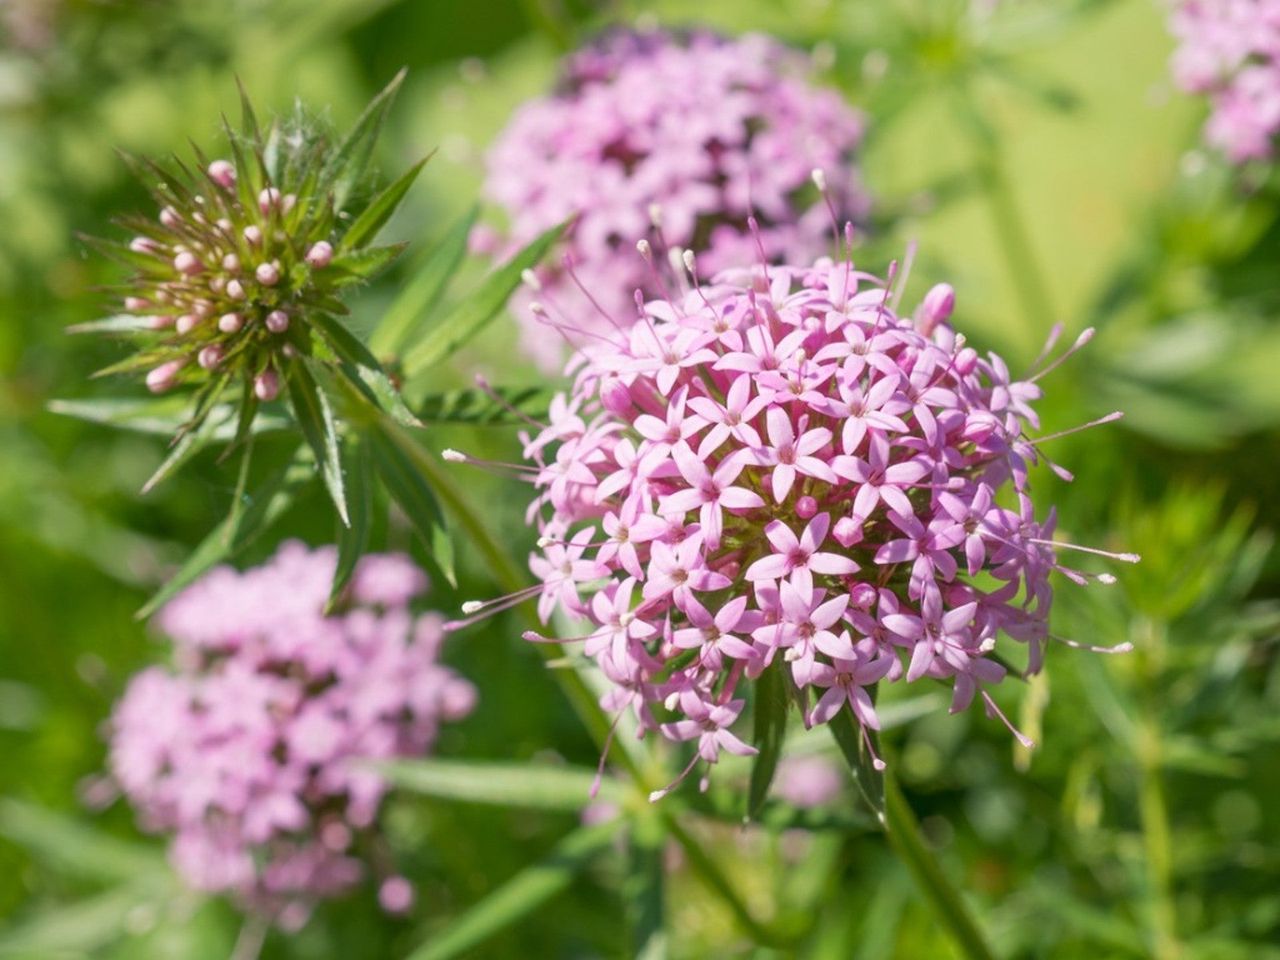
[478,28,868,368]
[494,253,1132,798]
[109,542,476,924]
[1170,0,1280,162]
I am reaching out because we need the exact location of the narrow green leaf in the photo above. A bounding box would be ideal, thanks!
[0,885,164,955]
[403,220,567,378]
[0,800,165,884]
[339,155,431,252]
[328,437,373,611]
[624,819,667,960]
[140,405,227,495]
[369,206,478,357]
[136,455,304,619]
[48,397,286,439]
[325,242,408,287]
[416,385,552,426]
[828,706,885,820]
[309,311,420,426]
[366,420,454,586]
[375,759,617,810]
[746,663,789,821]
[236,76,261,144]
[406,823,619,960]
[287,359,349,526]
[321,68,407,210]
[65,314,156,336]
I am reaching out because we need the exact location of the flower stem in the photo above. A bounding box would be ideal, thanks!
[662,812,790,949]
[883,772,997,960]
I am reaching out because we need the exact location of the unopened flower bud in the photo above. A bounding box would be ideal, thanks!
[222,253,240,273]
[159,206,180,228]
[124,296,150,311]
[149,315,175,330]
[600,378,633,416]
[796,495,818,519]
[173,251,202,275]
[175,314,199,334]
[916,282,955,337]
[258,187,281,214]
[197,344,224,369]
[256,261,281,286]
[226,279,246,300]
[378,876,415,915]
[266,310,290,333]
[145,359,185,394]
[305,241,333,269]
[254,369,280,402]
[832,516,863,548]
[129,237,158,254]
[218,312,243,333]
[243,225,263,246]
[207,160,236,189]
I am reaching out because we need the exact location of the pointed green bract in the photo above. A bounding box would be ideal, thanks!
[320,68,407,210]
[328,436,373,611]
[369,205,478,357]
[366,417,455,586]
[828,705,885,820]
[287,358,349,526]
[402,220,568,378]
[340,154,432,253]
[746,663,789,821]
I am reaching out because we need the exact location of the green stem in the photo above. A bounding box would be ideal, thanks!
[662,812,789,949]
[1135,617,1181,960]
[883,773,997,960]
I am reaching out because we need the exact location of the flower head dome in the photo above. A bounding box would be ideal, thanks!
[1169,0,1280,162]
[451,244,1136,799]
[109,542,476,923]
[478,28,868,369]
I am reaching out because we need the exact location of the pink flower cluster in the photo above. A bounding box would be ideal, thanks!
[478,28,867,369]
[486,253,1133,798]
[109,542,476,923]
[1170,0,1280,162]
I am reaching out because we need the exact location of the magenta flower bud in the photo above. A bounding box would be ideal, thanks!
[320,821,352,852]
[266,310,290,334]
[258,187,281,214]
[916,283,955,337]
[282,193,297,214]
[193,299,214,318]
[197,344,224,369]
[175,314,199,335]
[218,312,243,333]
[225,278,246,300]
[173,251,202,275]
[832,515,863,548]
[305,241,333,269]
[254,369,280,402]
[222,253,240,273]
[208,276,225,294]
[243,225,263,246]
[849,581,877,609]
[378,877,415,915]
[216,218,233,232]
[962,411,1000,444]
[149,315,175,330]
[145,359,185,394]
[955,347,978,377]
[599,378,633,416]
[256,261,281,286]
[124,296,150,311]
[796,495,818,519]
[129,237,158,254]
[206,159,236,189]
[159,206,180,228]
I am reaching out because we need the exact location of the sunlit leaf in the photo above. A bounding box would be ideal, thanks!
[339,154,432,252]
[375,758,619,810]
[287,358,348,526]
[320,68,407,210]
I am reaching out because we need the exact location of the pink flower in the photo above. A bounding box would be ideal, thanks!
[453,248,1134,799]
[108,542,474,923]
[479,28,869,369]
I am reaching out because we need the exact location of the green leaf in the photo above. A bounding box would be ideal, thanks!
[366,418,454,586]
[321,68,407,210]
[624,819,667,960]
[309,311,420,426]
[328,437,373,611]
[375,759,617,811]
[136,454,304,619]
[48,398,287,439]
[746,663,789,821]
[139,405,226,495]
[0,885,165,956]
[0,800,165,884]
[369,206,478,357]
[402,220,567,378]
[287,359,349,526]
[339,155,432,252]
[65,314,156,335]
[416,385,552,426]
[406,823,619,960]
[325,242,408,287]
[828,705,885,820]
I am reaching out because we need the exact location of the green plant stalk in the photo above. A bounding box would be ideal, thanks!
[662,812,789,949]
[1135,616,1181,960]
[883,773,997,960]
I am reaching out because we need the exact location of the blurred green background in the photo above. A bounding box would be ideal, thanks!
[2,0,1279,957]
